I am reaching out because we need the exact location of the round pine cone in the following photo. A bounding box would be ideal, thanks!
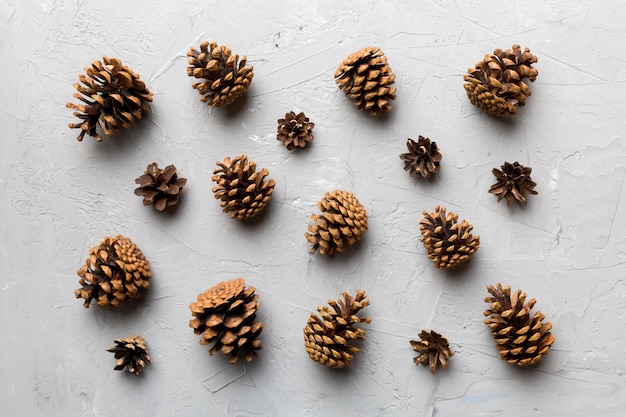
[277,111,315,150]
[305,190,368,255]
[187,41,254,107]
[211,155,276,220]
[303,289,371,368]
[484,283,555,366]
[463,44,538,117]
[410,330,453,374]
[66,57,153,142]
[107,335,151,375]
[335,46,397,116]
[419,205,480,269]
[489,161,538,208]
[134,162,187,211]
[399,136,442,178]
[189,278,264,364]
[75,235,152,308]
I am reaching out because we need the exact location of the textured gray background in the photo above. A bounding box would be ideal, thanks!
[2,0,626,416]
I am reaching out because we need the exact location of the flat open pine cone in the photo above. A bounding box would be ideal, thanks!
[419,205,480,268]
[464,44,538,116]
[305,190,368,255]
[489,161,538,208]
[66,57,153,141]
[335,46,397,116]
[134,163,187,211]
[410,330,453,374]
[107,335,151,375]
[277,111,315,150]
[400,136,442,178]
[187,41,254,107]
[189,278,263,363]
[484,283,555,366]
[75,235,152,308]
[303,289,371,368]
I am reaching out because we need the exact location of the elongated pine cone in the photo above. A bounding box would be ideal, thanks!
[75,235,152,308]
[335,46,397,116]
[107,335,151,375]
[305,190,368,255]
[484,283,555,366]
[189,278,263,363]
[419,205,480,269]
[66,57,153,142]
[464,44,538,116]
[134,163,187,211]
[303,290,371,368]
[187,41,254,107]
[410,330,453,374]
[400,136,442,178]
[489,161,538,208]
[277,111,315,150]
[211,155,275,220]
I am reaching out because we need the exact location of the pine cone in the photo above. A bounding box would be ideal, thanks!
[303,290,371,368]
[66,57,153,142]
[489,161,538,208]
[186,41,254,107]
[75,235,152,308]
[134,163,187,211]
[410,330,453,374]
[334,46,397,116]
[463,44,538,117]
[399,136,442,178]
[107,335,151,375]
[305,190,368,255]
[484,283,555,366]
[419,205,480,269]
[277,111,315,150]
[189,278,264,364]
[211,155,276,220]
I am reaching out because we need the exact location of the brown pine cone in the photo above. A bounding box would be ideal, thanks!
[419,205,480,269]
[335,46,397,116]
[189,278,263,363]
[305,190,368,255]
[410,330,453,374]
[303,289,371,368]
[134,163,187,211]
[66,57,153,142]
[464,44,538,116]
[186,41,254,107]
[75,235,152,308]
[484,283,555,366]
[489,161,538,208]
[400,136,442,178]
[107,335,151,375]
[277,111,315,150]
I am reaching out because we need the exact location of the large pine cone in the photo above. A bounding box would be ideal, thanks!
[305,190,368,255]
[489,161,538,208]
[134,162,187,211]
[419,205,480,269]
[107,335,151,375]
[335,46,397,116]
[75,235,152,308]
[66,57,153,142]
[303,290,371,368]
[277,111,315,150]
[189,278,263,364]
[211,155,276,220]
[399,136,442,178]
[410,330,453,374]
[463,44,538,117]
[187,41,254,107]
[484,283,555,366]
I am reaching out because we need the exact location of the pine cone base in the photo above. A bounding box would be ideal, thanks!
[134,163,187,211]
[410,330,453,374]
[107,335,151,375]
[489,161,538,208]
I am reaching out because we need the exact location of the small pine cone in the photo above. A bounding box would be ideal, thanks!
[186,41,254,107]
[303,289,371,368]
[277,111,315,150]
[66,57,153,142]
[463,44,538,117]
[189,278,264,364]
[410,330,453,374]
[75,235,152,308]
[419,205,480,269]
[489,161,538,208]
[400,136,442,178]
[211,155,276,220]
[335,46,397,116]
[134,163,187,211]
[305,190,368,255]
[107,335,151,375]
[484,283,555,366]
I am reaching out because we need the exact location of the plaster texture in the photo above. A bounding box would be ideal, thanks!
[2,1,626,416]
